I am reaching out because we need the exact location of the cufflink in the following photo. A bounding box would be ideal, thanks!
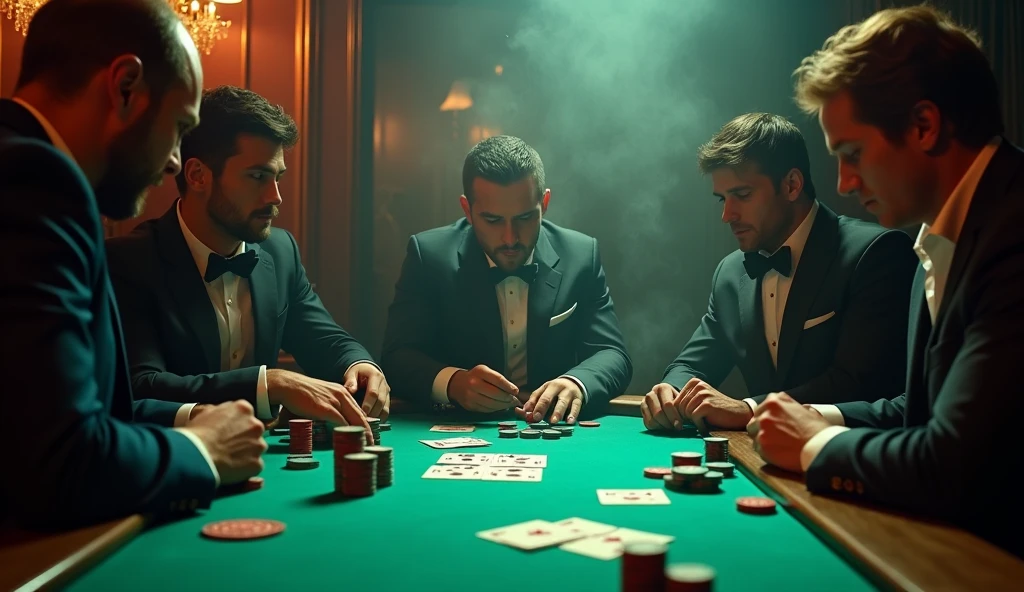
[830,477,842,491]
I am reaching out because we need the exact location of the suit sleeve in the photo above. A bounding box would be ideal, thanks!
[0,151,215,528]
[662,259,739,390]
[108,256,262,407]
[561,239,632,405]
[835,394,907,429]
[753,230,917,405]
[381,236,448,402]
[806,231,1024,521]
[279,231,374,379]
[132,398,190,427]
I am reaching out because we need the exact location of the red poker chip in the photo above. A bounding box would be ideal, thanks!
[201,518,285,540]
[578,421,601,427]
[241,477,264,492]
[643,467,673,479]
[736,496,777,515]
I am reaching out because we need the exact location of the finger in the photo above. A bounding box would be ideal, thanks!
[689,398,712,433]
[566,398,583,425]
[659,389,683,430]
[361,380,379,415]
[366,376,386,417]
[471,391,514,412]
[644,390,673,431]
[675,380,704,420]
[684,391,710,418]
[469,376,519,404]
[530,384,559,421]
[477,366,519,395]
[522,387,544,414]
[746,416,759,439]
[378,388,391,422]
[548,389,573,423]
[514,406,528,420]
[640,401,656,430]
[343,367,360,393]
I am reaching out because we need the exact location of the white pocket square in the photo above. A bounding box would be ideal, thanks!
[803,311,836,330]
[549,302,578,327]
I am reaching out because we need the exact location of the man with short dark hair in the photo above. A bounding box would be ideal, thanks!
[382,135,631,423]
[641,113,917,432]
[752,5,1024,557]
[108,86,387,436]
[0,0,266,528]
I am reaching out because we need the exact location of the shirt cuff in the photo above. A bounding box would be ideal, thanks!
[431,367,462,404]
[174,403,197,427]
[175,427,221,488]
[344,360,382,377]
[808,404,845,426]
[800,425,850,472]
[255,364,275,420]
[743,398,757,413]
[560,375,589,405]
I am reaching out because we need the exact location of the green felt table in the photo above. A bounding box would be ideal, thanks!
[66,415,877,591]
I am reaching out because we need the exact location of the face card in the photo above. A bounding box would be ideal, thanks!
[430,425,476,433]
[481,467,543,482]
[559,527,675,560]
[437,453,494,465]
[491,454,547,468]
[476,519,582,550]
[553,517,617,538]
[419,437,492,449]
[420,464,482,480]
[596,489,671,506]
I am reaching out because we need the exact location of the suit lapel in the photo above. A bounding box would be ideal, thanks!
[247,243,279,366]
[776,204,840,384]
[157,204,221,372]
[456,230,505,373]
[526,231,562,385]
[738,274,774,387]
[905,266,931,418]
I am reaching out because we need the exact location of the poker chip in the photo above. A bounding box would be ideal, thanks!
[519,429,541,439]
[288,419,313,455]
[498,421,518,429]
[621,542,667,591]
[643,467,673,479]
[664,466,721,494]
[528,421,550,430]
[665,563,715,591]
[578,421,601,427]
[200,519,285,541]
[365,446,394,488]
[285,457,319,470]
[703,437,730,463]
[671,452,703,467]
[333,426,367,493]
[736,496,777,515]
[498,429,519,438]
[367,417,382,445]
[341,452,378,497]
[379,422,392,432]
[241,477,264,492]
[541,429,561,440]
[553,426,574,437]
[704,462,735,477]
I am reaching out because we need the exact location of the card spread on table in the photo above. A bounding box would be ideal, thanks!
[437,453,495,465]
[553,517,617,538]
[559,527,675,560]
[419,437,492,449]
[476,519,583,550]
[421,465,483,480]
[429,424,476,433]
[491,453,548,468]
[481,467,543,482]
[596,489,671,505]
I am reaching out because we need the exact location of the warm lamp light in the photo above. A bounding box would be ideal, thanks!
[169,0,232,55]
[439,81,473,112]
[0,0,46,34]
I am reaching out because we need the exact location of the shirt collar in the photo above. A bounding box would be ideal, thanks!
[761,199,819,271]
[11,97,76,163]
[176,200,246,279]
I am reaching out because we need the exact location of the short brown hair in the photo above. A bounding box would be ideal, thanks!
[462,135,545,205]
[793,4,1002,147]
[697,113,816,200]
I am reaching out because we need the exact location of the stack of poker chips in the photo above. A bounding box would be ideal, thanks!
[311,420,335,450]
[499,429,518,439]
[289,419,313,454]
[364,445,394,487]
[367,417,382,445]
[705,461,735,477]
[671,451,702,467]
[620,542,667,591]
[519,429,541,439]
[703,437,729,463]
[332,426,366,493]
[340,453,377,497]
[541,429,562,440]
[664,563,715,591]
[553,426,573,438]
[664,466,724,494]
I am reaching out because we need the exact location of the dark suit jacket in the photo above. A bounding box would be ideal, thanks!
[663,203,917,405]
[809,140,1024,558]
[106,203,374,408]
[0,99,216,528]
[381,219,632,407]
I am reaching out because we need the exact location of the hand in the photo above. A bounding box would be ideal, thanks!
[674,377,752,431]
[447,365,520,413]
[267,369,373,445]
[750,392,831,473]
[640,383,682,431]
[188,404,213,422]
[343,362,391,420]
[518,378,584,424]
[182,400,267,486]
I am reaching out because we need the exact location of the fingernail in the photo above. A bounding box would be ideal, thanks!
[567,416,574,422]
[674,420,681,429]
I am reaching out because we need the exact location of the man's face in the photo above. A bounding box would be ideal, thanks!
[819,90,935,228]
[206,134,286,244]
[460,177,549,272]
[713,163,798,253]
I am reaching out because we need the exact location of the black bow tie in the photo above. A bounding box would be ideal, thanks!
[204,249,259,282]
[488,263,539,285]
[743,246,792,280]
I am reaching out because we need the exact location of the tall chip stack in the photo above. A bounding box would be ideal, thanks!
[665,563,715,591]
[621,542,667,591]
[340,453,377,497]
[365,446,394,488]
[703,437,729,463]
[367,417,382,445]
[333,426,366,494]
[311,420,334,450]
[289,419,312,455]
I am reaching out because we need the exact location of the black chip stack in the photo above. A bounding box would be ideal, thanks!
[367,417,382,445]
[665,563,715,591]
[499,429,519,439]
[311,420,334,450]
[703,437,729,463]
[340,452,377,497]
[332,426,365,493]
[621,542,667,591]
[663,466,723,494]
[541,429,561,440]
[553,426,574,438]
[365,445,394,487]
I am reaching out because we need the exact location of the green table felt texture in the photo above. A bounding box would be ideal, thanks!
[67,415,875,592]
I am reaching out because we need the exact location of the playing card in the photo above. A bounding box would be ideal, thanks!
[430,425,476,433]
[481,467,543,482]
[437,453,494,465]
[490,454,547,468]
[420,464,482,480]
[559,527,675,560]
[596,489,671,505]
[553,517,617,538]
[419,437,492,449]
[476,519,582,550]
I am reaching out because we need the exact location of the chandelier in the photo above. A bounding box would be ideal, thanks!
[0,0,46,34]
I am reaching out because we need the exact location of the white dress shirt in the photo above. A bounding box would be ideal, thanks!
[799,137,1003,471]
[741,200,820,412]
[10,98,219,482]
[431,253,588,405]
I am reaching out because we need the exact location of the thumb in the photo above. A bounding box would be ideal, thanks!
[344,374,359,392]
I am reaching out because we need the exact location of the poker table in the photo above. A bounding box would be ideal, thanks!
[6,409,1024,592]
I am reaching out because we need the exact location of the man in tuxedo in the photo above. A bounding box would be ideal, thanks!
[382,135,632,424]
[0,0,265,529]
[751,5,1024,556]
[108,86,387,434]
[641,113,917,432]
